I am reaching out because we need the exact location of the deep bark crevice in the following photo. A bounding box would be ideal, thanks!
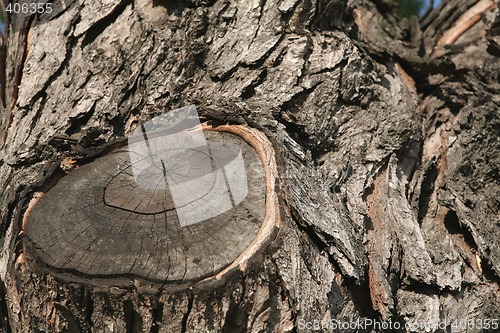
[416,162,438,223]
[443,209,478,252]
[149,301,163,333]
[80,0,132,48]
[240,68,269,100]
[124,298,142,333]
[0,279,12,333]
[180,291,193,333]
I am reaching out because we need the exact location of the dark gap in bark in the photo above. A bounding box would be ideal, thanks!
[271,46,287,68]
[149,301,164,333]
[433,88,464,116]
[340,216,377,318]
[278,4,298,34]
[414,76,442,97]
[69,286,85,314]
[272,113,310,147]
[277,83,321,148]
[124,298,134,333]
[221,293,250,333]
[36,0,79,22]
[388,242,403,295]
[394,55,459,78]
[203,296,216,332]
[296,220,346,285]
[200,107,247,126]
[278,286,297,330]
[344,274,376,320]
[327,279,345,316]
[240,69,268,99]
[48,135,81,153]
[25,95,52,146]
[180,291,193,333]
[210,65,239,82]
[480,257,500,285]
[444,208,500,282]
[486,39,500,57]
[152,0,194,16]
[67,291,93,333]
[417,162,438,223]
[81,0,132,49]
[109,113,128,137]
[0,279,12,333]
[413,72,467,104]
[363,214,373,232]
[65,104,96,136]
[297,0,314,31]
[401,278,439,295]
[443,210,478,251]
[84,289,94,331]
[361,158,389,203]
[280,85,317,115]
[396,142,422,200]
[123,298,142,333]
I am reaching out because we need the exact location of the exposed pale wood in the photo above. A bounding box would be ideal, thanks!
[432,0,497,57]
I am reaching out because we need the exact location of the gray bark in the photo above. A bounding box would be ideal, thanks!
[0,0,499,332]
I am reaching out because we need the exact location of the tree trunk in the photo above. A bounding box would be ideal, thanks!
[1,0,499,332]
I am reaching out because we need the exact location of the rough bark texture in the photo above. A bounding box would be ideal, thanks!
[0,0,499,332]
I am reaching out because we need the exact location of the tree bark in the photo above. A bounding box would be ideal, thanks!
[0,0,499,332]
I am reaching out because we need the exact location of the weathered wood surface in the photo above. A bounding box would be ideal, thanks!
[26,126,267,285]
[0,0,499,332]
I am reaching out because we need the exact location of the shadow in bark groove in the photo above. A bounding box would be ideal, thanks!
[81,0,132,49]
[0,279,11,333]
[124,298,142,333]
[180,291,193,333]
[417,162,438,223]
[444,209,478,252]
[149,300,163,333]
[443,209,500,284]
